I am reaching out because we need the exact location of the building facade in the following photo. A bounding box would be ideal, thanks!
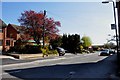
[3,24,22,51]
[0,19,7,53]
[0,19,22,52]
[0,19,49,52]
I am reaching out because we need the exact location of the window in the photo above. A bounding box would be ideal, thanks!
[6,40,10,46]
[0,40,2,46]
[0,29,2,32]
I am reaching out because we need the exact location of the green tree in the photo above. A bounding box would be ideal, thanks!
[104,42,115,49]
[81,36,92,49]
[50,36,62,49]
[61,34,68,50]
[62,34,80,53]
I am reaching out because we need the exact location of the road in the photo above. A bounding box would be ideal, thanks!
[1,52,118,80]
[1,53,80,65]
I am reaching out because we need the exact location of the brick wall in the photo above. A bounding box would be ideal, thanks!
[0,32,3,40]
[0,29,3,51]
[7,25,18,40]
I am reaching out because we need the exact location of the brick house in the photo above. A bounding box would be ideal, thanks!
[0,19,23,51]
[3,24,25,51]
[3,24,23,51]
[0,19,49,52]
[0,19,7,53]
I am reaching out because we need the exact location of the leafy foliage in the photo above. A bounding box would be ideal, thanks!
[18,10,61,45]
[50,34,81,53]
[81,36,92,49]
[104,42,116,49]
[61,34,81,53]
[41,46,58,57]
[50,36,62,49]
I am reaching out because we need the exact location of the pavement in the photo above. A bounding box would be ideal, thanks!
[0,53,76,66]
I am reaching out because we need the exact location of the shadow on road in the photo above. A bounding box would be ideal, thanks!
[3,54,117,80]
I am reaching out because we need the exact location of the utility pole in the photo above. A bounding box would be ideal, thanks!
[116,0,120,72]
[117,1,120,49]
[43,10,46,48]
[102,0,119,67]
[112,1,119,66]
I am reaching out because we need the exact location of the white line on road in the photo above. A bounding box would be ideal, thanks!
[0,70,21,76]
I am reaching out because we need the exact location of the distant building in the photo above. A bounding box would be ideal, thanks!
[92,44,104,51]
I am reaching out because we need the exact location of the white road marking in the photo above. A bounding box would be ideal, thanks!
[0,70,21,76]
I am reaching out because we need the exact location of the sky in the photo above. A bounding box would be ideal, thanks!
[1,1,117,45]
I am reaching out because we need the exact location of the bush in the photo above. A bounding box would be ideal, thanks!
[48,50,58,55]
[25,45,42,54]
[41,48,48,56]
[10,44,58,55]
[7,47,16,53]
[8,45,26,54]
[52,50,58,55]
[41,46,58,57]
[9,45,42,54]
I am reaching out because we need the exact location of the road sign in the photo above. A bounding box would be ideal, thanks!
[111,24,116,30]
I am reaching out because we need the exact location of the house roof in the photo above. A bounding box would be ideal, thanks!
[8,24,25,33]
[0,19,7,29]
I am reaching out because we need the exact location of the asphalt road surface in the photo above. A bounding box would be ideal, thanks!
[1,52,118,80]
[1,53,79,65]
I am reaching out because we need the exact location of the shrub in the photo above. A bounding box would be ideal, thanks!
[52,50,58,55]
[10,45,26,54]
[41,46,58,57]
[48,50,58,55]
[7,47,16,53]
[25,45,42,54]
[41,48,47,54]
[41,48,48,57]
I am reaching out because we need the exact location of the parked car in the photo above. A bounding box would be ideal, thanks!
[99,49,110,56]
[56,47,65,56]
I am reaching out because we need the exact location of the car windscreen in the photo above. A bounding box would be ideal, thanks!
[101,50,109,52]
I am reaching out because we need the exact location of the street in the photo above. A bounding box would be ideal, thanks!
[1,52,118,80]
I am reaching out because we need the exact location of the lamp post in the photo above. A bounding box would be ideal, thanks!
[102,0,119,63]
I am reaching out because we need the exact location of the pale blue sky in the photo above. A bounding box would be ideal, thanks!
[1,0,105,2]
[1,2,116,45]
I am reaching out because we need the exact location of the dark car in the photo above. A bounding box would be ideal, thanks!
[56,47,65,56]
[99,49,110,56]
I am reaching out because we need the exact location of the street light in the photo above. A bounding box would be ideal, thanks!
[102,0,113,3]
[102,0,119,64]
